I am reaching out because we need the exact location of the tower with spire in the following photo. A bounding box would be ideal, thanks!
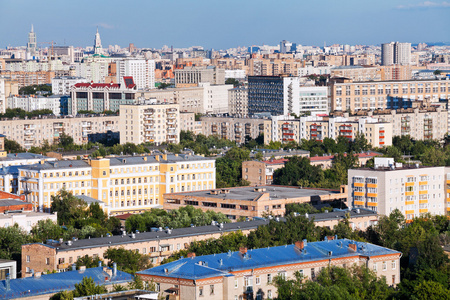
[94,27,102,55]
[26,24,37,58]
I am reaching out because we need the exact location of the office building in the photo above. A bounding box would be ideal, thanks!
[248,76,299,116]
[174,66,225,87]
[17,153,215,213]
[381,42,411,66]
[329,78,450,112]
[137,239,401,300]
[298,86,328,116]
[70,77,137,114]
[119,101,180,145]
[164,185,348,220]
[0,115,119,149]
[26,24,37,59]
[348,157,449,221]
[199,82,232,114]
[116,59,156,90]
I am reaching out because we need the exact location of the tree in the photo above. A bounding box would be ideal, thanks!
[225,78,239,87]
[0,224,30,263]
[433,70,442,76]
[73,277,107,297]
[104,247,152,274]
[51,189,87,226]
[49,291,74,300]
[59,133,75,149]
[76,255,105,269]
[216,147,250,188]
[273,156,323,186]
[4,138,24,153]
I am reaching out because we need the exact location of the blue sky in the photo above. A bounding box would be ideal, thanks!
[1,0,449,49]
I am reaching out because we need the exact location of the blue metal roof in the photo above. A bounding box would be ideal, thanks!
[137,239,401,280]
[0,267,133,299]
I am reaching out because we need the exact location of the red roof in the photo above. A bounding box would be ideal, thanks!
[123,76,136,89]
[114,213,134,220]
[263,159,289,165]
[74,82,120,88]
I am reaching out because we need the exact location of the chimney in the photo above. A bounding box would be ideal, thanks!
[113,262,117,276]
[98,261,102,267]
[162,154,167,160]
[348,243,357,252]
[294,241,304,250]
[239,247,247,254]
[40,160,45,165]
[187,252,196,258]
[5,274,10,291]
[155,155,160,161]
[104,266,112,277]
[143,156,147,161]
[327,236,335,241]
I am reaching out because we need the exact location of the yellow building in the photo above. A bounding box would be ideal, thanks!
[17,153,216,215]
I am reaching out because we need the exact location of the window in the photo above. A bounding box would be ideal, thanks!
[255,275,260,285]
[267,273,272,283]
[244,276,253,287]
[268,290,272,299]
[234,278,238,288]
[278,271,287,280]
[382,261,387,271]
[391,260,396,270]
[210,285,214,295]
[199,287,203,296]
[26,255,30,262]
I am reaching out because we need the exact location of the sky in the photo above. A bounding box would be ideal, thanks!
[1,0,450,49]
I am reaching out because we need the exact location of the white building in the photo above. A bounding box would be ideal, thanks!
[224,70,246,80]
[116,59,156,90]
[381,42,411,66]
[298,65,331,77]
[199,83,233,114]
[51,76,87,95]
[7,95,61,115]
[0,212,57,233]
[298,86,328,116]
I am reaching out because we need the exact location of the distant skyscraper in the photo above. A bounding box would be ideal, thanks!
[26,24,37,58]
[381,42,411,66]
[94,27,102,55]
[280,40,293,54]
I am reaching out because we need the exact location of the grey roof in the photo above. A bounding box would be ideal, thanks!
[302,208,377,222]
[172,186,340,201]
[18,160,90,171]
[75,195,104,205]
[39,219,270,252]
[1,153,51,161]
[0,199,29,207]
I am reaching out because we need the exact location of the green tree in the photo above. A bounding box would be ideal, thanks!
[4,138,24,153]
[0,224,30,262]
[273,156,323,186]
[225,78,240,87]
[76,255,105,269]
[49,291,74,300]
[104,247,152,274]
[216,147,250,188]
[73,277,107,297]
[51,189,87,226]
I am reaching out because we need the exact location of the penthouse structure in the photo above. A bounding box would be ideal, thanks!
[69,76,137,115]
[164,185,348,220]
[329,78,450,112]
[200,117,265,144]
[137,239,401,300]
[119,101,180,145]
[348,157,449,220]
[17,153,215,214]
[0,115,119,149]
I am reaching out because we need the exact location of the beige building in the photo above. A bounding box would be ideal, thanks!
[228,87,248,117]
[164,185,348,220]
[201,116,266,144]
[174,66,225,87]
[119,101,180,145]
[0,115,119,149]
[18,153,216,214]
[342,105,448,141]
[137,238,401,300]
[0,76,19,113]
[329,78,450,112]
[180,112,201,134]
[348,157,450,221]
[139,86,205,114]
[0,71,54,88]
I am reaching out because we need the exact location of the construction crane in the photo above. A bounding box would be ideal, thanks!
[38,41,55,60]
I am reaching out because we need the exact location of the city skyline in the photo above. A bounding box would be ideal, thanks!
[1,0,449,49]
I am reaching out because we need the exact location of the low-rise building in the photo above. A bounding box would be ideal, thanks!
[164,185,348,220]
[201,117,266,144]
[7,95,62,115]
[137,239,401,300]
[0,260,16,280]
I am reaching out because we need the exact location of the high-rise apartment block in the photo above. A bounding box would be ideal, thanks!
[349,157,450,221]
[228,87,248,117]
[0,76,19,113]
[381,42,411,66]
[116,59,156,90]
[119,101,180,145]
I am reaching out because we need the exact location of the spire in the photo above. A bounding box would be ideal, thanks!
[96,26,98,34]
[31,24,34,33]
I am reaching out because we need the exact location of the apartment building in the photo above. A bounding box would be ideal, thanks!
[243,151,381,186]
[174,66,225,87]
[21,219,267,275]
[116,59,156,90]
[228,87,248,117]
[348,157,449,221]
[0,76,19,113]
[263,115,392,148]
[51,76,86,95]
[0,115,119,149]
[248,57,302,76]
[331,66,381,81]
[199,82,232,114]
[7,95,62,115]
[381,42,411,66]
[164,185,348,220]
[359,106,447,141]
[69,76,137,115]
[180,112,201,135]
[17,153,216,214]
[329,78,450,112]
[119,101,180,145]
[200,117,265,144]
[138,239,401,300]
[298,86,329,116]
[0,71,54,88]
[139,86,204,113]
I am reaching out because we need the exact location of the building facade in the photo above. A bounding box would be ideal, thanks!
[116,59,156,90]
[381,42,411,66]
[200,117,265,144]
[119,101,180,145]
[228,87,248,117]
[174,66,225,87]
[7,95,61,115]
[51,76,87,95]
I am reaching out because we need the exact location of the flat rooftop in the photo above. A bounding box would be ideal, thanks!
[171,186,341,201]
